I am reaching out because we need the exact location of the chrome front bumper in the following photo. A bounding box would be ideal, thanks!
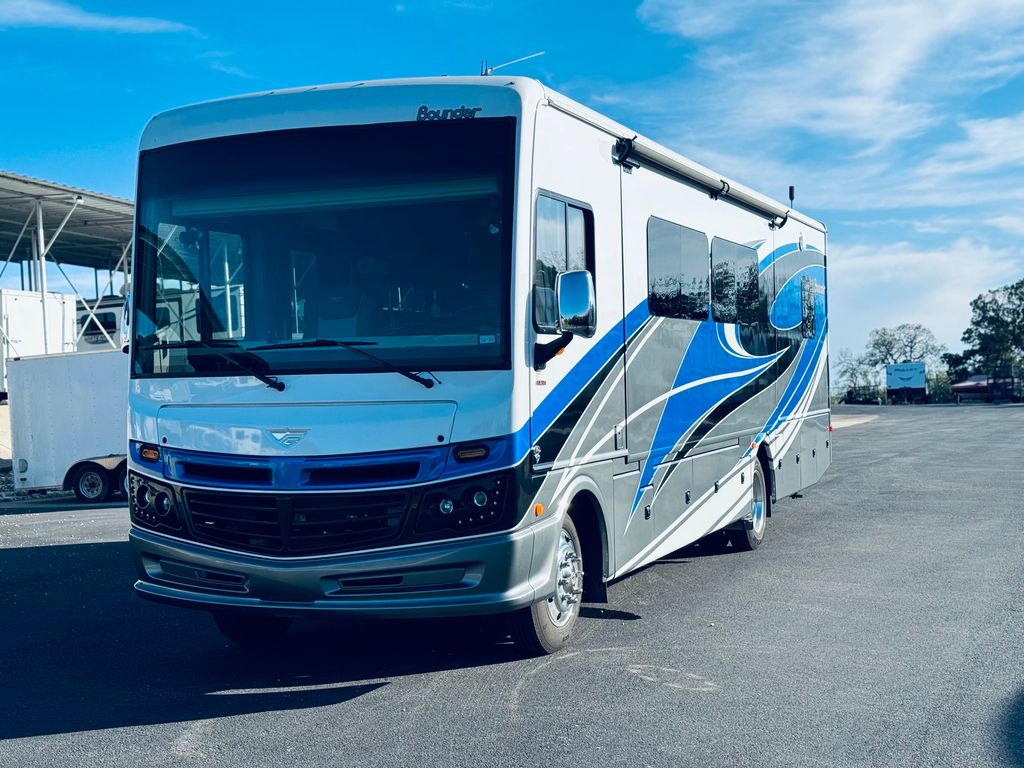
[130,515,561,619]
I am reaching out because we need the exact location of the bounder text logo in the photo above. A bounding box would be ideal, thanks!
[417,105,482,121]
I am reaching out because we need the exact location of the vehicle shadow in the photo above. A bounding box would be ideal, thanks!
[660,532,742,562]
[1002,688,1024,767]
[0,496,128,516]
[0,541,526,740]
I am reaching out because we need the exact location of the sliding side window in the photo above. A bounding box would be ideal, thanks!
[711,237,760,325]
[647,217,709,320]
[534,194,594,332]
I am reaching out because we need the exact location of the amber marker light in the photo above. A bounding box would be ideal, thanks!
[140,445,160,462]
[454,445,490,462]
[534,503,545,517]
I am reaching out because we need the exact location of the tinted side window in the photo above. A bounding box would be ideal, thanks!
[79,312,118,333]
[711,237,759,325]
[646,217,709,320]
[801,275,817,338]
[534,194,593,332]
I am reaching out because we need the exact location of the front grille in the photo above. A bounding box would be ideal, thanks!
[183,489,408,556]
[304,461,419,487]
[179,461,273,486]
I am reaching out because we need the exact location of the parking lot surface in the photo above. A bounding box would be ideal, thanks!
[1,405,1022,767]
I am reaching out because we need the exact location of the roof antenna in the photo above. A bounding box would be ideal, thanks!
[481,51,545,76]
[788,185,795,207]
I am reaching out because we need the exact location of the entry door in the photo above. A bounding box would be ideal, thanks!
[528,190,626,469]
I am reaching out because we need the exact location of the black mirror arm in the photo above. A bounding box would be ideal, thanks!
[534,332,574,371]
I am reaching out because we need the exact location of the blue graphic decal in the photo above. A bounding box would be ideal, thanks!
[755,305,828,448]
[629,320,784,515]
[531,301,648,443]
[770,264,826,330]
[758,242,821,273]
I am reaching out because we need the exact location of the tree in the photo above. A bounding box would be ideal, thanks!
[959,278,1024,372]
[941,351,970,383]
[861,323,945,367]
[834,346,878,389]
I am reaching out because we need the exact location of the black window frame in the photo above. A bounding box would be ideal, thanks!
[532,190,595,334]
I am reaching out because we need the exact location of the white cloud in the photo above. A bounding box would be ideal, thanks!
[209,60,254,79]
[636,0,787,39]
[627,0,1024,155]
[0,0,193,33]
[916,112,1024,178]
[986,215,1024,237]
[827,238,1023,352]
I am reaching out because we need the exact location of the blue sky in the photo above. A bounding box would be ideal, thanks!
[2,0,1023,361]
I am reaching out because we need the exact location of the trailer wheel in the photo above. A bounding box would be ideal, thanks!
[71,464,111,503]
[213,612,292,647]
[509,514,584,655]
[728,461,769,551]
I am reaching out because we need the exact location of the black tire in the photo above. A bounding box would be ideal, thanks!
[115,463,128,498]
[213,612,292,647]
[730,461,770,551]
[509,514,584,655]
[71,464,111,503]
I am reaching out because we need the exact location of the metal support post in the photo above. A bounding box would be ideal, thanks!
[29,234,37,292]
[35,201,49,353]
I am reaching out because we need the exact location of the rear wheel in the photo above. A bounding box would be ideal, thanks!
[730,461,769,551]
[510,514,584,655]
[71,464,111,503]
[213,612,292,647]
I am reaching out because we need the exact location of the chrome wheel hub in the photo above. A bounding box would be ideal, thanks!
[546,527,583,627]
[750,469,766,537]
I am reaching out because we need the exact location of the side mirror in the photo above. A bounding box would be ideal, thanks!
[534,270,596,371]
[556,270,596,338]
[121,293,131,355]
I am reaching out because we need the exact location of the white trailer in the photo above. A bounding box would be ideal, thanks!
[0,289,78,397]
[9,349,128,501]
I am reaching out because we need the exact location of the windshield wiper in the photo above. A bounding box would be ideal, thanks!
[252,338,440,389]
[142,340,285,392]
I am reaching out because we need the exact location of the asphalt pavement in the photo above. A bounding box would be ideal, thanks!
[1,405,1022,768]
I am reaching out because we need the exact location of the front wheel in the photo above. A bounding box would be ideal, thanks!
[71,464,111,503]
[730,461,769,551]
[509,514,584,655]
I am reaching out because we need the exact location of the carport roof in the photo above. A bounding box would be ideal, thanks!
[0,170,133,273]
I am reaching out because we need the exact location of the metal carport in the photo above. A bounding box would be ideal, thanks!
[0,170,134,351]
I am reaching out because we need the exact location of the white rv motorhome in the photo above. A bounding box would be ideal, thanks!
[127,77,830,653]
[76,295,125,352]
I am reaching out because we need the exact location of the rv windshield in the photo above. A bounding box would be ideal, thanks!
[132,118,516,378]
